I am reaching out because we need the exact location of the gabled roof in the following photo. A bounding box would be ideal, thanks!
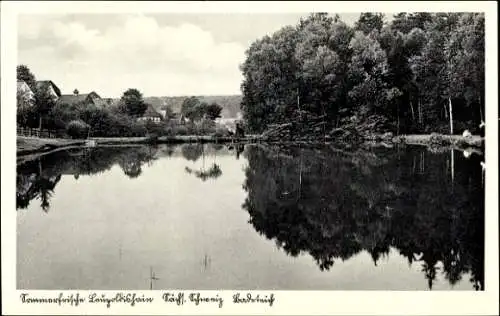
[17,80,32,90]
[57,94,92,105]
[142,104,162,118]
[36,80,61,97]
[57,92,102,106]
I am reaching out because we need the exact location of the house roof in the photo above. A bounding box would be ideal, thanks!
[57,92,102,106]
[57,94,93,105]
[36,80,61,97]
[142,104,162,118]
[17,80,31,90]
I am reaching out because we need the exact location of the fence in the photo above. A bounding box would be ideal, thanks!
[17,127,68,139]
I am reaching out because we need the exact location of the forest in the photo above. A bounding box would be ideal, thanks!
[240,13,485,137]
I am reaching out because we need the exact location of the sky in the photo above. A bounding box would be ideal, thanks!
[18,13,369,98]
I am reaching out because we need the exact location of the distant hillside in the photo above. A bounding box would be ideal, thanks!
[135,95,242,118]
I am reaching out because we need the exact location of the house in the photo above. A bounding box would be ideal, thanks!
[167,112,188,125]
[102,98,116,106]
[57,91,105,108]
[17,80,35,105]
[36,80,61,100]
[158,109,167,119]
[137,104,163,122]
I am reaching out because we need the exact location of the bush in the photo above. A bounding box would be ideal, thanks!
[146,133,159,144]
[163,126,174,136]
[128,121,148,137]
[66,120,90,139]
[213,126,230,137]
[17,106,39,128]
[172,125,189,135]
[143,120,169,136]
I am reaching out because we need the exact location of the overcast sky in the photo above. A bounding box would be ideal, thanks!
[18,13,376,98]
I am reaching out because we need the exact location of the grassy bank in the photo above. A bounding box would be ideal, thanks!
[394,134,484,149]
[16,135,261,157]
[17,137,86,155]
[17,133,484,160]
[92,135,262,145]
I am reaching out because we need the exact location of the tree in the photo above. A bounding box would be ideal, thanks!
[205,102,223,120]
[295,15,340,121]
[347,31,394,118]
[181,96,205,122]
[120,88,147,117]
[34,84,57,130]
[17,103,38,128]
[240,25,301,132]
[16,65,36,90]
[392,12,433,34]
[355,13,385,35]
[17,88,33,109]
[73,89,79,95]
[445,13,485,129]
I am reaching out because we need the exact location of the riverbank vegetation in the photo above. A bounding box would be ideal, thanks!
[240,13,484,140]
[17,13,485,149]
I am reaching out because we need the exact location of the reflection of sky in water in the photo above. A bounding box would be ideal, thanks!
[16,145,483,290]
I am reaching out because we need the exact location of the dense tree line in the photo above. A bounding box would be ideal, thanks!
[240,13,485,135]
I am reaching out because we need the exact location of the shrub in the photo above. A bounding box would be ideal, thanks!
[66,120,90,139]
[173,125,189,135]
[213,126,230,137]
[128,121,148,137]
[163,126,174,136]
[146,133,159,144]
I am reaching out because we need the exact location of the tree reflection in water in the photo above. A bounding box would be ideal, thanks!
[16,143,484,290]
[118,146,158,179]
[185,164,222,181]
[16,146,157,211]
[181,144,204,162]
[184,144,223,181]
[242,144,484,290]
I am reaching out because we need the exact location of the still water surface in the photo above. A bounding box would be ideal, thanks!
[16,144,484,290]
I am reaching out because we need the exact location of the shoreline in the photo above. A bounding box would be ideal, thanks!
[17,133,484,160]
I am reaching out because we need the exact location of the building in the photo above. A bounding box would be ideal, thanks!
[137,104,163,122]
[17,80,35,106]
[57,91,105,107]
[36,80,62,100]
[102,98,116,106]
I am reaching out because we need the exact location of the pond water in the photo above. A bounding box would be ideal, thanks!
[16,143,484,290]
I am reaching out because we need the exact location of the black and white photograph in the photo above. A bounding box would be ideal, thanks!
[2,1,499,315]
